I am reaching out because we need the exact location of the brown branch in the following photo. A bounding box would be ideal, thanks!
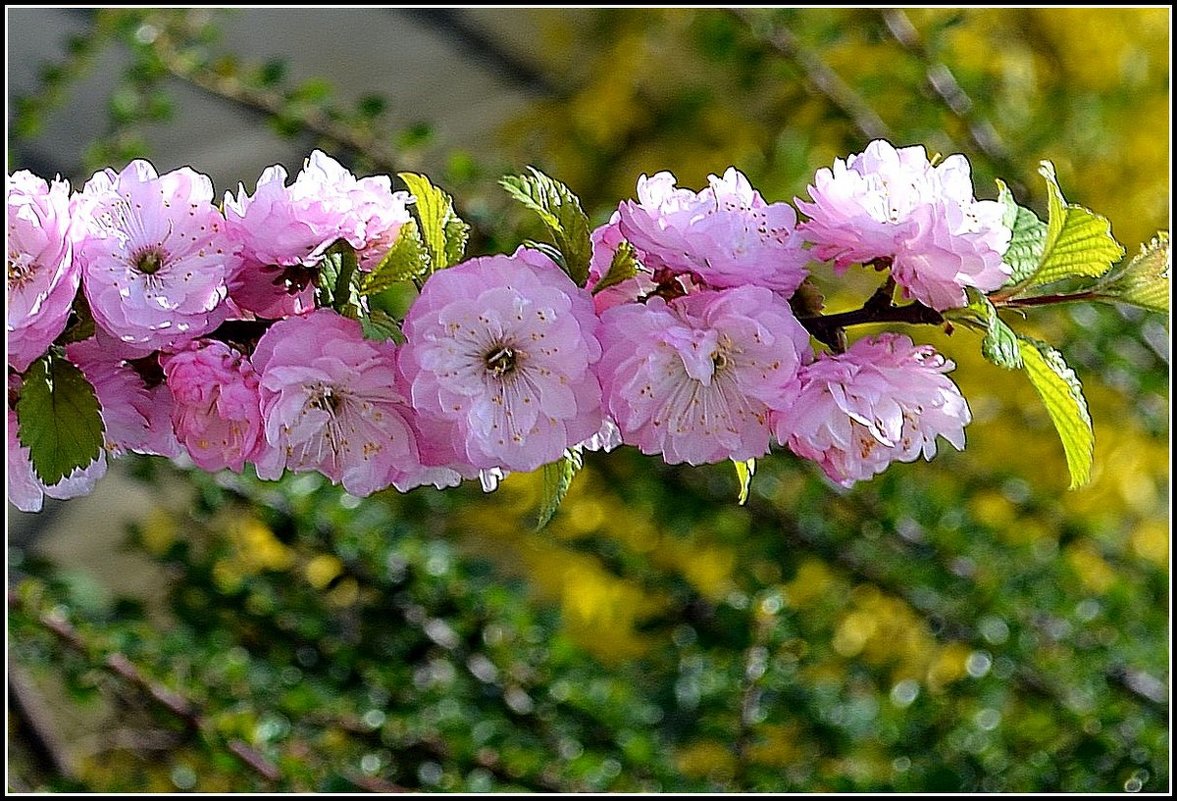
[149,37,402,177]
[992,290,1100,309]
[147,32,502,245]
[104,653,197,723]
[799,297,945,350]
[731,8,892,141]
[879,9,1023,192]
[343,773,412,793]
[16,597,284,787]
[8,671,78,783]
[226,740,282,783]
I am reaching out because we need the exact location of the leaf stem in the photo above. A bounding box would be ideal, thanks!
[991,290,1100,309]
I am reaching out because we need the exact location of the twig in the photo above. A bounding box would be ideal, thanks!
[879,9,1023,192]
[149,35,403,178]
[145,28,497,242]
[730,8,892,141]
[799,298,946,349]
[15,596,284,787]
[8,671,77,783]
[993,290,1100,309]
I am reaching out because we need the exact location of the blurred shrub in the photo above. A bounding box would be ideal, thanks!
[8,7,1168,793]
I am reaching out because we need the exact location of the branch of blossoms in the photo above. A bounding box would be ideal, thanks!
[7,138,1157,515]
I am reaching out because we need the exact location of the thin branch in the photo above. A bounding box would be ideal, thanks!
[798,298,946,348]
[993,290,1100,309]
[149,36,402,177]
[879,9,1023,192]
[730,8,892,141]
[8,671,77,783]
[16,597,284,787]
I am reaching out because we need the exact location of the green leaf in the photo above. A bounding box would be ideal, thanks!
[995,179,1048,285]
[593,240,640,295]
[535,448,583,530]
[17,353,106,487]
[1022,161,1124,289]
[258,58,287,87]
[500,167,592,286]
[361,219,430,295]
[291,77,332,103]
[316,240,361,317]
[733,458,755,505]
[521,240,566,267]
[958,289,1022,369]
[1093,231,1170,314]
[443,215,470,268]
[398,173,467,271]
[359,308,404,344]
[1018,337,1094,490]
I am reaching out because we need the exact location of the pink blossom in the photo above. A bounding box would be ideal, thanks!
[251,309,423,496]
[389,403,474,492]
[224,151,410,318]
[598,286,812,466]
[399,247,603,473]
[616,168,809,296]
[775,333,970,487]
[7,171,81,372]
[580,417,623,453]
[76,160,235,352]
[8,374,108,513]
[66,333,182,458]
[161,340,265,472]
[796,140,1011,310]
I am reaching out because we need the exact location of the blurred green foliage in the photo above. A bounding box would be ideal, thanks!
[8,7,1169,793]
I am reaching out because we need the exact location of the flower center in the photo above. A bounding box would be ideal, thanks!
[484,345,517,377]
[133,247,167,275]
[309,385,344,414]
[8,251,37,290]
[269,263,320,296]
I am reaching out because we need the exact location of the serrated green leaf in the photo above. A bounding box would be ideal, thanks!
[443,216,470,268]
[996,179,1048,285]
[399,173,466,271]
[733,458,755,505]
[501,176,561,230]
[1094,231,1170,314]
[17,353,106,486]
[960,289,1022,368]
[361,219,430,295]
[1024,161,1124,289]
[500,167,592,286]
[593,240,640,295]
[1018,337,1093,490]
[535,448,583,530]
[359,308,404,344]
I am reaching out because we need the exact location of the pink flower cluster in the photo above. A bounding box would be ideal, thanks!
[796,139,1012,310]
[9,145,1000,512]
